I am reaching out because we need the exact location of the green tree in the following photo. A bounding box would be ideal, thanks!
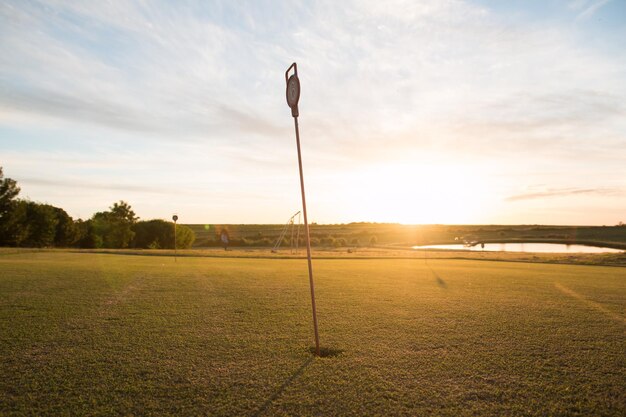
[75,219,100,248]
[25,203,59,247]
[1,200,29,246]
[92,201,138,248]
[108,201,138,248]
[91,212,110,248]
[3,201,58,247]
[0,167,20,245]
[0,167,20,219]
[52,207,79,247]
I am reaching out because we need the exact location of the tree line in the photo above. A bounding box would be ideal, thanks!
[0,167,194,249]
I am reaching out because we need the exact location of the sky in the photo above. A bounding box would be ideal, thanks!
[1,0,625,225]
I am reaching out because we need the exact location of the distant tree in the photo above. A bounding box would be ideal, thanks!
[1,200,29,246]
[2,201,58,247]
[0,167,20,220]
[91,212,111,248]
[75,219,100,248]
[0,167,20,244]
[52,207,79,247]
[369,235,378,246]
[110,201,138,223]
[92,201,138,248]
[110,201,137,248]
[26,203,59,247]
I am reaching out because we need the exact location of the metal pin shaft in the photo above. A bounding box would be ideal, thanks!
[294,116,320,356]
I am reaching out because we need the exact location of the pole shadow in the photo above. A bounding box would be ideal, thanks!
[422,250,447,288]
[308,346,344,357]
[251,356,314,417]
[427,265,447,288]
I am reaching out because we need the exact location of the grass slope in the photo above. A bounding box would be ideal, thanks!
[1,252,624,416]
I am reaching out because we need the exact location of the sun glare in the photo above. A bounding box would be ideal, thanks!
[336,162,493,224]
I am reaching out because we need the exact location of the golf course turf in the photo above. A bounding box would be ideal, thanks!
[1,251,624,416]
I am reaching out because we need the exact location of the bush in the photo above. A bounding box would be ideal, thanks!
[133,219,195,249]
[134,220,171,248]
[335,238,347,247]
[175,225,195,249]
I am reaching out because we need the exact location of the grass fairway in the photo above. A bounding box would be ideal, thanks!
[1,252,624,416]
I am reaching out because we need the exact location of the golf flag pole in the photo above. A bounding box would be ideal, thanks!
[172,214,178,262]
[285,62,320,356]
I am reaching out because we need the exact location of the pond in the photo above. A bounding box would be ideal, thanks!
[412,243,624,253]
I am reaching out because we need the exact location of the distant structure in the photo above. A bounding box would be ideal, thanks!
[271,211,301,254]
[220,229,229,251]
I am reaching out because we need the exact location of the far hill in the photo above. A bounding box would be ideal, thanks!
[183,223,626,250]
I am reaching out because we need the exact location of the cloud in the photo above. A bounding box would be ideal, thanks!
[573,0,612,20]
[1,0,625,223]
[2,0,624,156]
[217,105,287,138]
[0,84,286,143]
[18,176,177,195]
[16,175,275,201]
[505,187,622,202]
[0,86,163,135]
[0,0,287,143]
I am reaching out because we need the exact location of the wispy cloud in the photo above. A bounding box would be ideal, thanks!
[572,0,613,20]
[505,187,622,202]
[2,0,624,155]
[18,177,175,195]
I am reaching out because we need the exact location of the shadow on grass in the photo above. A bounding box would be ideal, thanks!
[251,356,314,417]
[251,347,344,416]
[422,253,447,288]
[308,346,344,358]
[428,265,447,288]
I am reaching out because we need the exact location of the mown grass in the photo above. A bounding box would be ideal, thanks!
[1,251,624,416]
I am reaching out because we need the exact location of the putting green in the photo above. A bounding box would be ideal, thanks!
[1,251,624,416]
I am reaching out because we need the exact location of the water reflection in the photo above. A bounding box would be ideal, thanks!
[412,243,623,253]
